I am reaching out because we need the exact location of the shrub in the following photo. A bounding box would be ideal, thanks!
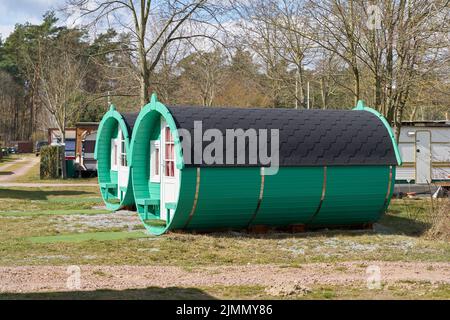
[425,199,450,241]
[40,145,63,179]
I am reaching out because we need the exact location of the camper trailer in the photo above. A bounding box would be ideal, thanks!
[396,121,450,185]
[48,128,76,160]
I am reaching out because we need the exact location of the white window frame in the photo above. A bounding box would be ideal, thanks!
[120,132,127,167]
[164,126,175,178]
[111,139,118,170]
[150,140,160,183]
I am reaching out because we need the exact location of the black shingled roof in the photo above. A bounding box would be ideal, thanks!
[167,106,398,167]
[120,112,139,133]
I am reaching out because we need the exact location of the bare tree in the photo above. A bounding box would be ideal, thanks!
[303,0,363,105]
[66,0,223,106]
[247,0,449,134]
[357,0,450,137]
[248,0,314,108]
[37,37,86,145]
[177,47,227,106]
[232,0,288,107]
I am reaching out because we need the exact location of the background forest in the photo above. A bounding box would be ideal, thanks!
[0,0,449,143]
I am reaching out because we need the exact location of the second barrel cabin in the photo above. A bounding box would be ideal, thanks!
[128,95,402,235]
[95,106,138,210]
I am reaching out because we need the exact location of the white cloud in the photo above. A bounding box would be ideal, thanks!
[0,0,62,38]
[0,25,14,39]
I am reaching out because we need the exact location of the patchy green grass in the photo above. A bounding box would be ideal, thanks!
[0,187,448,270]
[383,198,449,237]
[0,186,110,241]
[1,226,448,266]
[12,160,97,183]
[0,154,25,166]
[1,282,448,300]
[0,154,37,179]
[0,209,109,217]
[292,282,450,300]
[0,161,29,177]
[0,186,448,299]
[0,186,102,212]
[27,230,148,243]
[144,219,166,227]
[381,201,429,236]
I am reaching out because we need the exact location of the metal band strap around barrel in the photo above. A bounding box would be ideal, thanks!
[183,167,201,229]
[247,167,266,227]
[381,165,393,212]
[307,166,327,224]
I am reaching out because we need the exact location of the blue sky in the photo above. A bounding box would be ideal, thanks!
[0,0,62,39]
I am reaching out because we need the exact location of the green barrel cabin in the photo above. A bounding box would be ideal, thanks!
[126,95,402,235]
[94,105,138,210]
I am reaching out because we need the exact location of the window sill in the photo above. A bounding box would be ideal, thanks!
[150,176,160,183]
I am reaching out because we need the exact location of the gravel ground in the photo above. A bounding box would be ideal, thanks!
[54,210,142,232]
[0,262,448,294]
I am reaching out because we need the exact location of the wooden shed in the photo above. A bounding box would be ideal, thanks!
[127,95,401,235]
[94,105,138,210]
[16,141,33,153]
[75,122,98,173]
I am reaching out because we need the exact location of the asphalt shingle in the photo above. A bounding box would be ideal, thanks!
[165,106,397,167]
[121,112,139,133]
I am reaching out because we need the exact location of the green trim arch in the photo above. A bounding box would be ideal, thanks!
[354,100,403,166]
[94,105,134,211]
[129,94,186,235]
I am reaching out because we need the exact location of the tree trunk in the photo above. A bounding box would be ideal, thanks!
[57,121,67,180]
[320,78,327,109]
[374,72,382,113]
[138,1,150,106]
[139,43,150,107]
[353,67,360,105]
[61,145,67,179]
[298,66,305,108]
[409,106,418,121]
[140,69,150,106]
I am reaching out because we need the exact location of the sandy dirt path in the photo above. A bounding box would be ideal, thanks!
[0,156,29,171]
[0,262,449,293]
[0,156,40,183]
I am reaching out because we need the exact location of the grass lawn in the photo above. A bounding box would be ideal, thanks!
[0,186,102,212]
[0,184,448,299]
[27,230,148,243]
[0,154,24,166]
[0,189,448,266]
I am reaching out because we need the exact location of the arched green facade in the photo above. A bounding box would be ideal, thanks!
[127,95,401,235]
[95,105,135,211]
[129,96,184,235]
